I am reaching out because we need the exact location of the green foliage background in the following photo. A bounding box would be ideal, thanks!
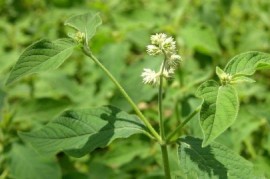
[1,0,270,178]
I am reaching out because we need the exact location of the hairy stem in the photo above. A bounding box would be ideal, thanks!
[83,46,162,143]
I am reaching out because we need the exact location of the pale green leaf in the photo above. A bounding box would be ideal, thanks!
[178,136,254,179]
[6,38,75,85]
[19,106,148,157]
[196,80,239,147]
[64,12,102,42]
[231,76,256,84]
[9,144,61,179]
[224,51,270,76]
[215,66,226,80]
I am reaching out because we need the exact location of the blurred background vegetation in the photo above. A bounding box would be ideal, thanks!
[1,0,270,178]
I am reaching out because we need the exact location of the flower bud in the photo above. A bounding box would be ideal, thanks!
[74,31,85,44]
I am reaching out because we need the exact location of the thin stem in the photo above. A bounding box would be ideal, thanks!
[82,46,162,143]
[158,61,166,139]
[158,52,171,179]
[160,145,171,179]
[167,106,201,141]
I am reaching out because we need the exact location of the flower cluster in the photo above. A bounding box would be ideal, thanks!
[70,31,86,44]
[142,33,181,85]
[220,73,232,85]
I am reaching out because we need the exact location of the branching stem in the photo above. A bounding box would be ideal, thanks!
[83,46,162,143]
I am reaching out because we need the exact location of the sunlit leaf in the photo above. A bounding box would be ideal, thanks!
[224,51,270,76]
[178,136,254,178]
[6,38,75,85]
[196,80,239,147]
[19,106,148,157]
[64,12,102,43]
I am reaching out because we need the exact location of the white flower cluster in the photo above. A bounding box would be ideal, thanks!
[142,33,181,85]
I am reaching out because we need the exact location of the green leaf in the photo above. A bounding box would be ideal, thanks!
[196,80,239,147]
[224,51,270,76]
[9,144,61,179]
[19,106,148,157]
[64,12,102,43]
[215,66,226,80]
[231,76,256,84]
[178,136,254,179]
[6,38,75,85]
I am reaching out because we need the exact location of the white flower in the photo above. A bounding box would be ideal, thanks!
[150,33,167,46]
[166,54,181,69]
[141,68,159,85]
[143,33,182,86]
[146,45,161,56]
[162,36,176,53]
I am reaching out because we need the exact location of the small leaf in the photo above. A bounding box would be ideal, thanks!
[224,51,270,76]
[9,144,61,179]
[215,66,226,80]
[6,38,75,85]
[178,136,254,179]
[64,12,102,43]
[19,106,148,157]
[196,80,239,147]
[231,76,256,84]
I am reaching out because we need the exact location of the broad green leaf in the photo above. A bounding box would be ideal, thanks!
[196,80,239,147]
[224,51,270,76]
[19,106,148,157]
[64,12,102,43]
[6,38,75,85]
[178,136,254,179]
[9,144,61,179]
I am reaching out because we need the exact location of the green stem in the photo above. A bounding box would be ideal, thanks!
[167,106,201,141]
[158,52,171,179]
[83,46,162,143]
[158,62,166,139]
[160,145,171,179]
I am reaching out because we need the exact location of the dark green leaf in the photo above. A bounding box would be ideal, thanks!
[178,136,254,179]
[9,144,61,179]
[19,106,148,157]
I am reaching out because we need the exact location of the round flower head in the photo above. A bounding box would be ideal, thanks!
[161,36,176,53]
[151,33,167,46]
[166,54,181,69]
